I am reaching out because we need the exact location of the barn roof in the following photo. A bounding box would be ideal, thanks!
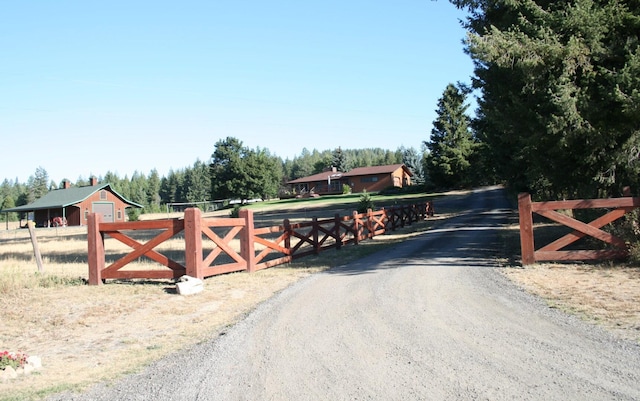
[1,183,143,213]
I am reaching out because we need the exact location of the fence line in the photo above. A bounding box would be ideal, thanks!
[88,201,434,285]
[518,191,640,265]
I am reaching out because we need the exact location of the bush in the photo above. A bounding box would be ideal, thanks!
[342,184,352,194]
[609,209,640,263]
[357,191,375,214]
[230,205,242,218]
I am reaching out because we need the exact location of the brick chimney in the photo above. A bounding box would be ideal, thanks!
[63,180,71,189]
[90,176,98,186]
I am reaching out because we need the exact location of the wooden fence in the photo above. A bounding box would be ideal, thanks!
[87,201,434,285]
[518,191,640,265]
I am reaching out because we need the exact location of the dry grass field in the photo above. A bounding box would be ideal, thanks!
[1,192,639,401]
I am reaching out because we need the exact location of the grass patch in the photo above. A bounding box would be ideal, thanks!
[0,270,84,294]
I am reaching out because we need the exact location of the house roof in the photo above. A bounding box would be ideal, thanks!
[342,164,413,177]
[287,164,412,184]
[1,184,143,213]
[287,171,345,184]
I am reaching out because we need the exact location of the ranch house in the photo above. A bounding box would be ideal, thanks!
[287,164,413,196]
[1,177,143,228]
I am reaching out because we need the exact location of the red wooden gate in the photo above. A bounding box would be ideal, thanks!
[518,192,640,265]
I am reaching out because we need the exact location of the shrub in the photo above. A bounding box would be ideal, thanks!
[357,191,375,214]
[230,205,242,218]
[609,209,640,263]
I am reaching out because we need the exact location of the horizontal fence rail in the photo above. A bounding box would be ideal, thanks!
[518,191,640,265]
[88,201,434,285]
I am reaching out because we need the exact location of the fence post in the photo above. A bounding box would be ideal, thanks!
[427,201,434,217]
[87,213,104,285]
[27,221,44,273]
[284,218,292,255]
[334,213,342,250]
[240,209,256,272]
[313,217,320,254]
[366,209,374,239]
[389,206,397,231]
[518,193,535,265]
[352,211,360,244]
[184,208,204,279]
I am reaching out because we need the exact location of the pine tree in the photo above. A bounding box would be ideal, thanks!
[332,147,349,172]
[401,146,425,185]
[424,83,476,189]
[27,166,49,202]
[452,0,640,197]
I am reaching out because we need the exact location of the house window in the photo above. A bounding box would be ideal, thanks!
[100,190,107,200]
[360,176,379,183]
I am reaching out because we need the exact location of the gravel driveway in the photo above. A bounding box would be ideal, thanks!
[53,187,640,400]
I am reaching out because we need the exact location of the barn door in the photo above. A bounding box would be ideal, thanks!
[92,202,115,223]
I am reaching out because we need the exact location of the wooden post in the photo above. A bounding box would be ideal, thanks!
[518,193,536,265]
[334,213,342,250]
[27,221,44,273]
[87,213,104,285]
[313,217,320,254]
[390,206,397,231]
[352,211,360,244]
[184,208,204,279]
[284,218,292,255]
[239,209,256,273]
[366,209,374,239]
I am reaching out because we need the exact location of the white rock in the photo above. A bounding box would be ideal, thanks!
[176,275,204,295]
[1,366,17,381]
[26,355,42,370]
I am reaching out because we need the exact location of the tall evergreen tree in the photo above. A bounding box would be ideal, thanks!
[27,166,49,202]
[184,161,210,205]
[424,83,476,188]
[401,146,425,185]
[146,169,162,212]
[332,147,350,172]
[452,0,640,198]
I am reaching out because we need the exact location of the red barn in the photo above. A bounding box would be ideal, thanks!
[1,177,142,227]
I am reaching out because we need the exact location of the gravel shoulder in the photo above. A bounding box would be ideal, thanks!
[50,187,640,400]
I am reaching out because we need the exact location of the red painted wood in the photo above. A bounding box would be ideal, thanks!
[87,213,104,285]
[184,208,203,279]
[518,193,536,265]
[240,209,256,273]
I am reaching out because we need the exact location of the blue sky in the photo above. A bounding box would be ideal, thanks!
[1,1,473,185]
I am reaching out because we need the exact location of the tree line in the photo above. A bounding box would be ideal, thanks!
[0,140,428,221]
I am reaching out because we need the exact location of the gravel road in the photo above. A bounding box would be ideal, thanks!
[53,187,640,400]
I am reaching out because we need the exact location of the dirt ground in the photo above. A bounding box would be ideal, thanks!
[501,263,640,342]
